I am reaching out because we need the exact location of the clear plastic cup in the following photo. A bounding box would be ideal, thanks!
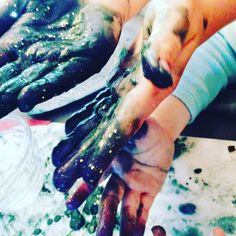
[0,115,44,212]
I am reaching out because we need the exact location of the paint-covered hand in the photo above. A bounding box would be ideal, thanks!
[95,117,174,236]
[142,0,206,84]
[0,0,123,117]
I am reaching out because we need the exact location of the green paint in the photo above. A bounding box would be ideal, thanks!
[232,199,236,206]
[171,179,189,192]
[83,186,103,215]
[8,214,16,223]
[47,219,53,225]
[54,215,62,222]
[40,184,51,194]
[174,137,193,160]
[0,212,3,219]
[211,216,236,234]
[173,226,203,236]
[86,216,98,234]
[33,228,42,235]
[69,210,85,231]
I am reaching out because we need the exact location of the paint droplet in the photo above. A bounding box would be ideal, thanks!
[228,145,236,153]
[179,203,196,215]
[194,168,202,174]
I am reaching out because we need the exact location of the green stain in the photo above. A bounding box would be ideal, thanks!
[47,219,53,225]
[86,216,98,234]
[171,179,189,192]
[54,215,62,222]
[232,199,236,206]
[83,186,103,215]
[69,210,85,231]
[33,228,42,235]
[173,226,203,236]
[211,216,236,234]
[174,137,193,160]
[8,214,16,223]
[40,184,51,194]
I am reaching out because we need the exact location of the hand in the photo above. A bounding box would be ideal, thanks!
[95,117,174,236]
[0,0,123,117]
[52,31,176,196]
[52,0,200,214]
[142,0,206,83]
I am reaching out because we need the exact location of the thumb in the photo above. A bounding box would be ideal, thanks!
[212,228,226,236]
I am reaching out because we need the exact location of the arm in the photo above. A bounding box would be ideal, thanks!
[202,0,236,43]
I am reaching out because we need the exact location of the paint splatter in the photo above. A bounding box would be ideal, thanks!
[179,203,196,215]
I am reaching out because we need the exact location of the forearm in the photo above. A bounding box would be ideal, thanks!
[150,95,190,141]
[201,0,236,42]
[87,0,149,22]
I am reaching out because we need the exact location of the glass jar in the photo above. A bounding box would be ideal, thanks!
[0,115,44,212]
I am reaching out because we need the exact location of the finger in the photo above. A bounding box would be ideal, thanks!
[0,61,24,86]
[0,61,55,117]
[135,194,154,236]
[66,180,93,210]
[151,226,167,236]
[17,56,100,112]
[96,174,125,236]
[124,170,161,197]
[212,228,226,236]
[65,87,111,134]
[52,113,101,167]
[142,3,189,88]
[120,190,140,236]
[0,48,18,67]
[53,151,85,192]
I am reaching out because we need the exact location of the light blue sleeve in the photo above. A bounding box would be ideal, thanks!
[172,30,236,123]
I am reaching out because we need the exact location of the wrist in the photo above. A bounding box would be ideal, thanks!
[150,95,190,141]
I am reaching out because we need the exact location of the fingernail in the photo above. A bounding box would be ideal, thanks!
[142,48,173,89]
[159,59,171,74]
[151,225,167,236]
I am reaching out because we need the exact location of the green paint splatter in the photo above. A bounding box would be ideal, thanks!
[171,179,189,192]
[47,219,53,225]
[173,226,203,236]
[69,210,85,231]
[211,216,236,234]
[33,228,42,235]
[54,215,62,222]
[174,137,193,160]
[86,216,98,234]
[40,184,51,194]
[83,186,103,215]
[8,214,16,223]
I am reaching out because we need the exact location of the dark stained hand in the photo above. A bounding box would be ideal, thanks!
[0,0,122,117]
[51,0,200,223]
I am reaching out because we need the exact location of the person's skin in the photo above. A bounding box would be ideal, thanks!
[94,94,189,236]
[142,0,236,84]
[0,0,149,117]
[52,0,236,220]
[95,95,227,236]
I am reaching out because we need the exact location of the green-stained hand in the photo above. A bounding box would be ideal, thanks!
[0,0,123,117]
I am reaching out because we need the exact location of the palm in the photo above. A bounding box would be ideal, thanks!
[96,117,174,235]
[0,0,121,117]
